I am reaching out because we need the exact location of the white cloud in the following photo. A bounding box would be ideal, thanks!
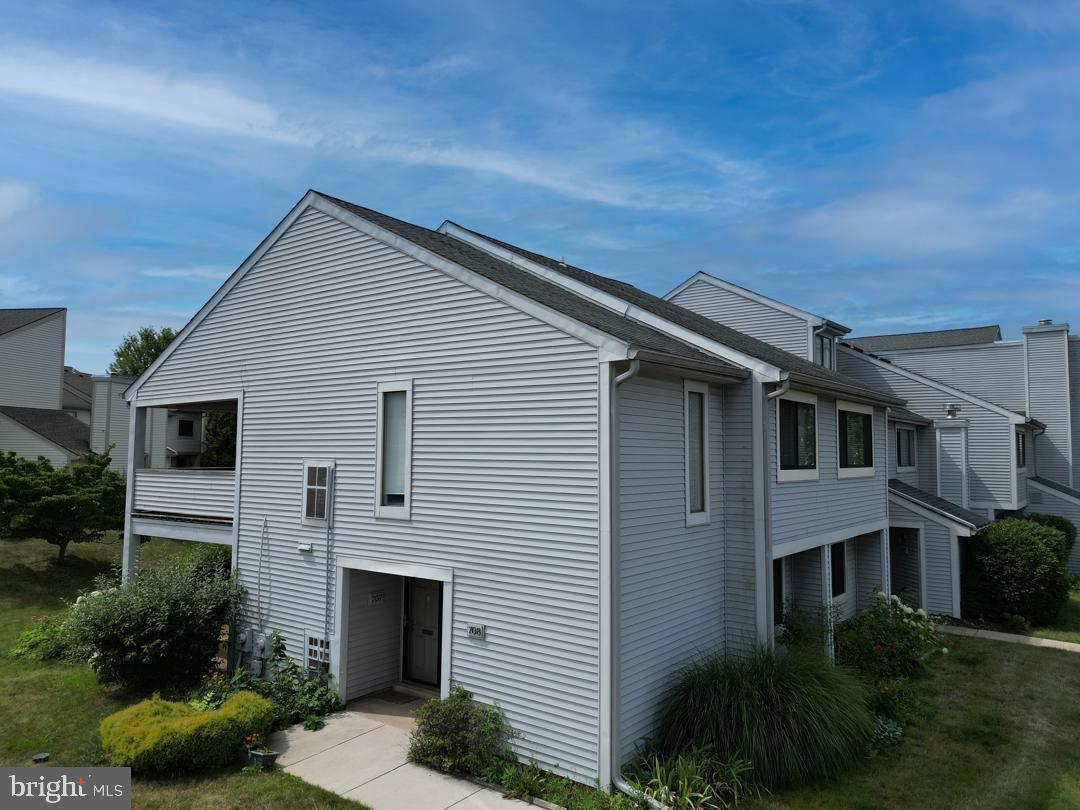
[142,266,230,281]
[0,180,35,221]
[950,0,1080,32]
[0,273,42,299]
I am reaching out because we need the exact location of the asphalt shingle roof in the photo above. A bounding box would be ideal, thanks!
[0,406,90,456]
[889,478,991,530]
[0,308,64,338]
[315,193,745,376]
[64,367,93,400]
[847,325,1002,353]
[1030,476,1080,501]
[437,223,901,404]
[888,407,932,425]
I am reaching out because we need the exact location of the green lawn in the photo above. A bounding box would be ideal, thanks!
[0,536,361,809]
[1029,590,1080,645]
[756,637,1080,809]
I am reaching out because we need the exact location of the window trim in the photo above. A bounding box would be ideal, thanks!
[684,379,711,526]
[896,426,917,472]
[837,399,875,479]
[814,334,834,370]
[301,458,335,526]
[1016,429,1027,471]
[375,379,413,520]
[776,390,819,483]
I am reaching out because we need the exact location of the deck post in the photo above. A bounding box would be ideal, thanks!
[121,404,147,581]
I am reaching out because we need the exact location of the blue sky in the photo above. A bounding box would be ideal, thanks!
[1,0,1078,372]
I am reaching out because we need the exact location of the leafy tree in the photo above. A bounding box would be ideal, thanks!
[201,411,237,468]
[0,451,125,564]
[108,326,177,377]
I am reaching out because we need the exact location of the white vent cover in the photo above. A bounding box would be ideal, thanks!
[305,632,330,676]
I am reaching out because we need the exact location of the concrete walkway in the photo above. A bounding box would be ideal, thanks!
[270,692,530,810]
[939,623,1080,653]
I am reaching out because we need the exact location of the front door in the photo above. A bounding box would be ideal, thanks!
[403,578,441,686]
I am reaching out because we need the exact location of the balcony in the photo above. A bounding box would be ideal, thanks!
[131,468,236,543]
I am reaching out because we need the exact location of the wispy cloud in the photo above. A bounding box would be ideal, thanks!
[142,266,230,281]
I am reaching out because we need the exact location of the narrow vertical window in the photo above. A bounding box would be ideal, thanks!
[830,542,847,598]
[896,427,916,470]
[684,380,710,525]
[302,460,333,524]
[376,380,413,518]
[1016,431,1027,469]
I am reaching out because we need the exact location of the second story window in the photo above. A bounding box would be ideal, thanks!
[896,427,916,470]
[302,460,334,524]
[178,418,194,438]
[1016,431,1027,469]
[778,392,818,482]
[838,401,875,478]
[814,335,833,369]
[684,380,710,525]
[376,380,413,519]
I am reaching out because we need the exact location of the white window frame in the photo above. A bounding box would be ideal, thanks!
[684,380,711,526]
[814,334,834,370]
[896,426,917,472]
[301,458,335,526]
[837,399,876,479]
[777,390,819,483]
[1016,429,1027,471]
[375,379,413,520]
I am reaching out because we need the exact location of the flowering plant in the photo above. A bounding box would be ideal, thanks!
[243,731,266,751]
[835,592,944,681]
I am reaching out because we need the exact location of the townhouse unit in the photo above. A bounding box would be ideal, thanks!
[847,323,1080,572]
[119,190,903,785]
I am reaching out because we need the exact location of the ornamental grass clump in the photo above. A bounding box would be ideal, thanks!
[656,647,873,789]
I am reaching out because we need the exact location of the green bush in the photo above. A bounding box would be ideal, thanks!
[962,518,1070,625]
[10,614,74,660]
[100,691,273,774]
[64,558,244,689]
[183,542,233,580]
[1026,513,1077,555]
[189,631,341,730]
[835,592,944,682]
[408,684,515,776]
[656,647,873,789]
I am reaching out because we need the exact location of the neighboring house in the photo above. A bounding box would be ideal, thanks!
[848,322,1080,572]
[119,190,902,785]
[63,366,93,424]
[0,405,91,467]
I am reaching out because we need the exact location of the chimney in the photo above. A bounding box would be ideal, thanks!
[1039,319,1053,326]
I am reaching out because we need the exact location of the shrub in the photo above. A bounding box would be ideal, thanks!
[189,631,341,729]
[656,647,873,789]
[183,542,232,580]
[962,518,1070,625]
[408,684,515,776]
[1026,513,1077,557]
[100,691,273,774]
[64,558,244,689]
[10,614,74,661]
[624,745,755,809]
[871,678,930,725]
[835,592,943,682]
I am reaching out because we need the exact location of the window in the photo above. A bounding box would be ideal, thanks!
[1016,431,1027,469]
[896,427,916,470]
[178,418,194,438]
[837,400,874,478]
[376,380,413,519]
[772,558,786,625]
[777,392,818,482]
[814,334,833,369]
[684,380,710,525]
[302,460,333,524]
[830,542,847,599]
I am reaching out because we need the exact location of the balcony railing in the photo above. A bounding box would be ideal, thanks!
[132,468,236,523]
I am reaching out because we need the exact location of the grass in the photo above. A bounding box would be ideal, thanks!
[1029,590,1080,645]
[0,536,363,809]
[754,637,1080,809]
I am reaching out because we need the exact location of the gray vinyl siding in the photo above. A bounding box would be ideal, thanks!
[889,501,956,616]
[346,570,403,698]
[838,348,1015,508]
[769,394,889,550]
[133,469,235,519]
[133,207,603,781]
[722,380,758,650]
[789,547,824,610]
[668,279,811,359]
[1071,338,1080,478]
[937,428,966,506]
[1026,329,1073,486]
[876,343,1025,412]
[853,532,883,610]
[0,312,64,410]
[92,378,133,472]
[0,412,73,466]
[918,428,938,493]
[1025,483,1080,572]
[614,371,727,763]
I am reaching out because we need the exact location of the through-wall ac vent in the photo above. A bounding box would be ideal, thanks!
[305,632,330,677]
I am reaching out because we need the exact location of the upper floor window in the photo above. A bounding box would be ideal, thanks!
[302,460,334,524]
[1016,430,1027,470]
[896,427,916,470]
[684,380,710,525]
[778,391,818,482]
[178,418,194,438]
[376,380,413,519]
[838,400,874,478]
[814,335,833,369]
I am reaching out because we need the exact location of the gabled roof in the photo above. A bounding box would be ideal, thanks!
[0,308,65,338]
[848,325,1002,353]
[64,367,93,403]
[888,407,932,426]
[1029,476,1080,503]
[663,271,851,335]
[0,406,90,456]
[437,221,900,405]
[889,479,991,531]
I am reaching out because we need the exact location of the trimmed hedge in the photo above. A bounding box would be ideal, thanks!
[100,691,273,774]
[1025,514,1076,564]
[962,518,1070,625]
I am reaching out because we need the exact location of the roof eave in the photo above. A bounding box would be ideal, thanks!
[787,370,905,407]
